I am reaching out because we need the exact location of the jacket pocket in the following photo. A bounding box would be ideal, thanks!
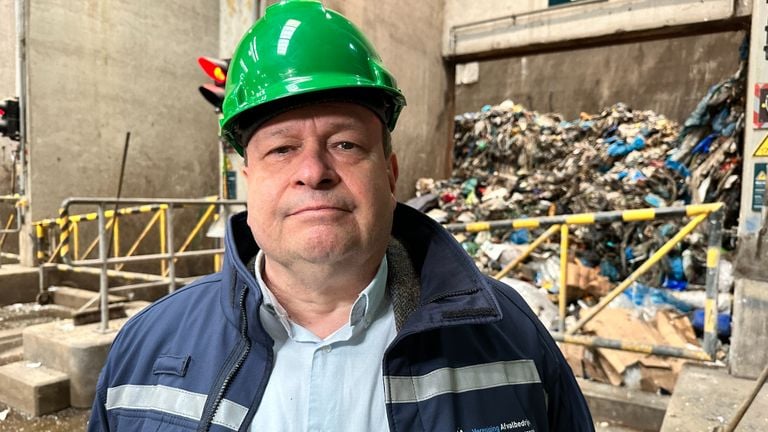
[153,354,190,377]
[111,409,198,431]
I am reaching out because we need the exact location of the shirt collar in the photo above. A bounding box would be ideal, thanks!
[254,250,388,341]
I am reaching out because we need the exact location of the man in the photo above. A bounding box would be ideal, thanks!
[89,1,593,431]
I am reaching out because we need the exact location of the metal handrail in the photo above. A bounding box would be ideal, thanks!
[0,194,24,234]
[72,249,224,266]
[0,194,26,269]
[44,197,245,332]
[34,203,168,263]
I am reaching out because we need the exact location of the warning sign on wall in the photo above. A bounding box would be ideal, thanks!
[754,84,768,129]
[753,163,767,210]
[754,135,768,157]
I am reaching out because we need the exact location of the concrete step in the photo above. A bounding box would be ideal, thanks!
[730,278,768,379]
[0,345,23,366]
[48,286,126,309]
[0,360,70,416]
[0,328,23,352]
[660,363,768,431]
[578,378,669,432]
[22,300,150,408]
[0,265,39,306]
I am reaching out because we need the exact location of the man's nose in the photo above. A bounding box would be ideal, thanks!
[292,145,340,189]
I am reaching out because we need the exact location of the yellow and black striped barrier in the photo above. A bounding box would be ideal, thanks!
[35,197,230,264]
[445,202,725,361]
[35,223,45,261]
[444,203,723,233]
[36,204,168,228]
[57,207,70,263]
[551,333,712,361]
[34,204,169,265]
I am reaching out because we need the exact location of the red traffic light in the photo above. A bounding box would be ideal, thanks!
[197,57,229,85]
[198,84,225,113]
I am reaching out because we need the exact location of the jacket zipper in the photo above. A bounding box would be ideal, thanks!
[198,284,252,432]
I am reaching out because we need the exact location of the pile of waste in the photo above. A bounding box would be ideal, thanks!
[408,46,747,393]
[410,54,745,289]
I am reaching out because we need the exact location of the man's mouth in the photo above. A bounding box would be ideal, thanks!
[288,205,350,216]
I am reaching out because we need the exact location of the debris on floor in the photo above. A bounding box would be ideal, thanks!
[564,307,698,394]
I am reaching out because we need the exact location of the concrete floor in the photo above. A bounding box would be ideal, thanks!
[0,404,89,431]
[595,422,642,431]
[661,363,768,431]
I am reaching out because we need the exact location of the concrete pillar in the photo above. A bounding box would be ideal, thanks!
[217,0,260,202]
[219,0,259,58]
[737,0,768,278]
[0,0,18,195]
[1,1,26,263]
[730,279,768,378]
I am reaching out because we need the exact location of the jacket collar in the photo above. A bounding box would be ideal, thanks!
[219,203,502,341]
[387,203,502,332]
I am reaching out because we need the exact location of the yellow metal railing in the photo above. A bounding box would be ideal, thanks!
[35,204,168,268]
[33,197,229,274]
[33,197,245,331]
[445,202,724,361]
[0,194,26,265]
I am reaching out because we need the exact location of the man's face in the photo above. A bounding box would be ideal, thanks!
[242,102,398,270]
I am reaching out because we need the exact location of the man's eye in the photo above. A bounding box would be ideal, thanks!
[337,142,356,150]
[269,146,292,155]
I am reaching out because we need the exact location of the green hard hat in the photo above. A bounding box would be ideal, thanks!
[220,0,407,156]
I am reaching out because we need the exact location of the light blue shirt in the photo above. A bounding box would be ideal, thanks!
[250,251,396,431]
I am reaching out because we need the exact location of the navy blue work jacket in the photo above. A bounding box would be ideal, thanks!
[89,204,594,431]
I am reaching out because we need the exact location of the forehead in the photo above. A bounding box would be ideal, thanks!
[251,102,380,141]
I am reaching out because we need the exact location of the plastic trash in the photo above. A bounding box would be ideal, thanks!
[508,229,530,245]
[692,309,731,337]
[411,52,745,282]
[500,277,559,330]
[623,283,693,317]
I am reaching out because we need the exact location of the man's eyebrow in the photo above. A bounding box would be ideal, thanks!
[267,127,295,138]
[326,120,361,131]
[261,119,363,139]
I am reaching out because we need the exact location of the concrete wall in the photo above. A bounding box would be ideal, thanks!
[454,30,746,122]
[444,0,749,59]
[26,0,220,222]
[219,0,258,58]
[0,0,17,196]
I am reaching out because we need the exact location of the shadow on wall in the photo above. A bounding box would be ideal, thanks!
[455,30,746,123]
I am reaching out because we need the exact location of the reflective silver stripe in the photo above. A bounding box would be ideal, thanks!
[215,398,249,430]
[383,360,541,404]
[106,384,247,430]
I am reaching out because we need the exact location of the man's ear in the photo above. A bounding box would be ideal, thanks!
[241,153,249,179]
[387,153,398,194]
